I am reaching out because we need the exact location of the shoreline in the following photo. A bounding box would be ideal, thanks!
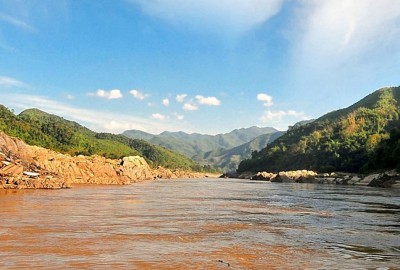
[221,170,400,188]
[0,131,220,190]
[0,171,221,190]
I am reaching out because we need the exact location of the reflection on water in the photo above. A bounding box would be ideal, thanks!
[0,179,399,269]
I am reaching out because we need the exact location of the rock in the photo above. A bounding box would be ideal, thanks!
[242,167,400,189]
[318,177,336,184]
[271,170,317,183]
[368,171,399,188]
[274,172,294,183]
[391,180,400,189]
[154,166,177,179]
[153,166,213,179]
[220,172,238,178]
[23,171,40,177]
[0,164,24,176]
[335,178,345,185]
[121,156,153,182]
[297,175,319,183]
[251,172,277,181]
[0,131,155,187]
[355,173,380,186]
[385,169,398,177]
[348,176,361,185]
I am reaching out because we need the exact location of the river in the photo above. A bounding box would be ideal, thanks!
[0,178,399,269]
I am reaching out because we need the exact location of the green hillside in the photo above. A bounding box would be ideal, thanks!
[238,86,400,173]
[0,106,201,170]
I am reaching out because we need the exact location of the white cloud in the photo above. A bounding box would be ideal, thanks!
[195,95,221,106]
[293,0,400,70]
[261,110,308,121]
[103,121,144,133]
[257,93,273,107]
[0,76,27,88]
[260,109,309,130]
[152,113,167,120]
[0,12,36,32]
[1,93,183,134]
[174,113,184,121]
[162,98,170,106]
[66,94,75,100]
[129,89,149,100]
[93,89,123,100]
[130,0,285,36]
[183,102,198,111]
[176,94,187,103]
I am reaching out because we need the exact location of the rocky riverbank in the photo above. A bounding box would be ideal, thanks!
[0,151,70,189]
[221,169,400,188]
[0,131,213,189]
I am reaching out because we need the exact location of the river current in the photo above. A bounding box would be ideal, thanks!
[0,178,399,269]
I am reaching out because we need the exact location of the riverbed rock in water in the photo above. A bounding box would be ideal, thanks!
[367,170,400,188]
[239,166,400,188]
[272,170,318,183]
[251,172,277,181]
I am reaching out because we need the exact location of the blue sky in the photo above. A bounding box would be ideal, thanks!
[0,0,399,135]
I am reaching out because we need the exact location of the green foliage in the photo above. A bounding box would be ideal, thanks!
[0,107,203,171]
[238,86,400,173]
[365,127,400,171]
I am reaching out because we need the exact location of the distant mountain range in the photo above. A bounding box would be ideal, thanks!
[123,126,284,172]
[238,86,400,173]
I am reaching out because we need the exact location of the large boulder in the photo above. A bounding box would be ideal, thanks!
[121,156,153,182]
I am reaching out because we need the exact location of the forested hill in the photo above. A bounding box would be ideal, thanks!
[238,86,400,173]
[0,106,203,171]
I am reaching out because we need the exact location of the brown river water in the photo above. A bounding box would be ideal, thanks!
[0,178,399,269]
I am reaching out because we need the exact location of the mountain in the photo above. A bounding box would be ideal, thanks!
[238,86,400,173]
[123,126,282,171]
[0,106,202,171]
[197,131,285,172]
[121,130,155,141]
